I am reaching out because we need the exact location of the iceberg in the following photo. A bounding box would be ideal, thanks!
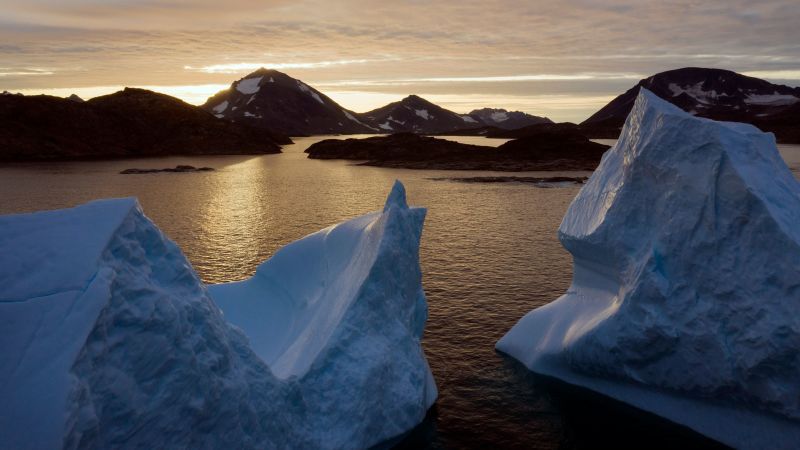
[497,89,800,448]
[0,181,436,449]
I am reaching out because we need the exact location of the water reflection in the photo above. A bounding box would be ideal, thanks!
[1,136,797,448]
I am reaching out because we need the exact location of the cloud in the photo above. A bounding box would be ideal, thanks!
[185,58,397,74]
[0,68,53,76]
[743,70,800,80]
[0,0,798,121]
[316,73,645,87]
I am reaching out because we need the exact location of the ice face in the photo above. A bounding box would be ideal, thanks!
[0,181,436,449]
[497,89,800,448]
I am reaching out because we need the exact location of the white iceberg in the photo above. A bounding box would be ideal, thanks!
[497,89,800,449]
[0,181,436,449]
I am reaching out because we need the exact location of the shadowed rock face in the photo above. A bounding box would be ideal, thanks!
[202,68,376,136]
[581,67,800,143]
[0,88,290,161]
[305,132,609,171]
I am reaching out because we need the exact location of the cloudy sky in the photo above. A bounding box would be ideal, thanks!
[2,0,799,122]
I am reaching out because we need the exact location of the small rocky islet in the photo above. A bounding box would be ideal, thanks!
[119,165,215,174]
[305,132,609,171]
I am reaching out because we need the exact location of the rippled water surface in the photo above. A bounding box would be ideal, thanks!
[2,136,798,448]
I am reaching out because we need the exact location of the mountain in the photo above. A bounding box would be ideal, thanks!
[467,108,552,129]
[203,69,555,136]
[201,68,376,136]
[582,67,800,142]
[0,88,289,161]
[358,95,476,134]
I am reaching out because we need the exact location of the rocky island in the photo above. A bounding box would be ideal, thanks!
[305,132,609,171]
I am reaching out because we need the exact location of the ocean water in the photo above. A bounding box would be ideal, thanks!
[1,136,797,448]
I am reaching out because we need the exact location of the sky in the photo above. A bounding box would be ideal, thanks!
[1,0,799,122]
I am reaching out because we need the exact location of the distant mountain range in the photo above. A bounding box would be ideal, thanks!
[204,67,799,142]
[582,67,800,143]
[2,66,798,161]
[0,88,289,161]
[202,69,552,136]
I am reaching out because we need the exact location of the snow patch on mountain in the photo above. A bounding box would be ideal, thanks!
[461,115,478,123]
[296,81,324,105]
[236,76,262,95]
[379,121,393,131]
[490,111,509,122]
[415,109,431,120]
[744,93,799,106]
[212,100,229,113]
[667,82,730,104]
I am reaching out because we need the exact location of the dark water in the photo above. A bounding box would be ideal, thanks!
[1,137,798,449]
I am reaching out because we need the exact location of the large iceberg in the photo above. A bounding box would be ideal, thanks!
[497,89,800,448]
[0,181,436,449]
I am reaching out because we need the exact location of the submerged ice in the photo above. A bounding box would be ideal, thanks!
[497,89,800,448]
[0,181,436,449]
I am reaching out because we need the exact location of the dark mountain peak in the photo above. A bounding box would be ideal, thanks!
[581,67,800,143]
[236,68,296,86]
[360,95,470,133]
[402,94,425,102]
[244,67,277,76]
[67,94,84,103]
[89,87,194,110]
[0,88,288,161]
[398,94,438,108]
[470,107,508,114]
[201,70,375,136]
